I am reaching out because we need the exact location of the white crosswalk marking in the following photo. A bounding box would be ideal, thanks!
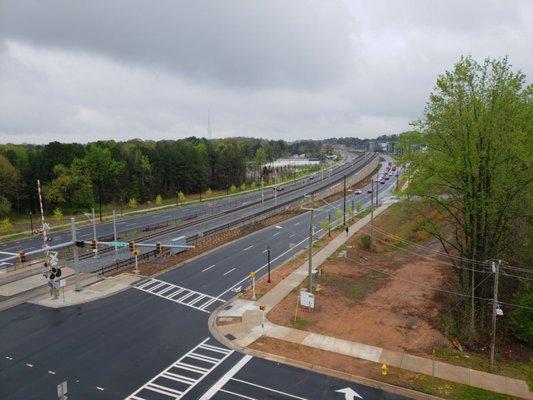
[133,278,224,313]
[125,338,233,400]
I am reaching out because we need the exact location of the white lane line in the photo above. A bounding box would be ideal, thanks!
[48,370,56,375]
[243,245,254,251]
[26,363,33,367]
[198,355,252,400]
[223,268,236,276]
[96,387,104,391]
[202,264,216,272]
[231,378,309,400]
[219,389,256,399]
[5,356,12,360]
[272,232,280,237]
[294,222,301,226]
[289,234,296,238]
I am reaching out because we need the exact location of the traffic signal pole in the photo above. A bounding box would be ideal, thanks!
[70,218,81,292]
[112,210,118,259]
[92,208,98,258]
[308,208,314,292]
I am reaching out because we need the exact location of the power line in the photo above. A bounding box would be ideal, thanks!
[344,255,533,310]
[364,222,532,274]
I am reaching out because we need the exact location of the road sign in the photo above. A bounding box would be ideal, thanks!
[57,380,67,398]
[60,279,66,288]
[300,290,314,309]
[109,241,128,248]
[335,387,363,400]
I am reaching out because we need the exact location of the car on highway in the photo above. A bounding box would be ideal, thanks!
[380,180,385,184]
[367,189,373,193]
[274,186,285,192]
[354,189,362,194]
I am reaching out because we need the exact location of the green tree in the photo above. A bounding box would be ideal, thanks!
[52,207,63,220]
[0,196,11,218]
[399,56,532,339]
[85,145,124,221]
[509,286,533,345]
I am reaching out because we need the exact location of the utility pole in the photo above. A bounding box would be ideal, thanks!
[343,175,346,226]
[328,211,331,237]
[70,218,81,292]
[308,208,314,293]
[112,210,118,259]
[490,260,500,368]
[267,246,271,283]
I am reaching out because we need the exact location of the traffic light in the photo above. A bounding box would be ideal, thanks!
[18,251,26,263]
[91,240,98,250]
[156,242,162,253]
[129,241,135,252]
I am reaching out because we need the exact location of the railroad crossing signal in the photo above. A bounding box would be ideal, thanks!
[129,241,135,252]
[18,251,26,263]
[156,242,162,253]
[133,249,140,257]
[91,240,98,250]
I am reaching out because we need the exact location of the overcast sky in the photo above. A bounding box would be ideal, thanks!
[1,1,532,144]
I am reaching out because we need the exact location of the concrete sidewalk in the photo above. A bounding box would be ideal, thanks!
[211,198,533,400]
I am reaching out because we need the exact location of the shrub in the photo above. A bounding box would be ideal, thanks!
[155,194,163,206]
[0,218,13,234]
[509,286,533,345]
[249,182,256,190]
[240,183,246,191]
[177,191,186,202]
[230,184,237,193]
[52,207,63,220]
[206,188,212,197]
[128,198,138,208]
[361,234,373,251]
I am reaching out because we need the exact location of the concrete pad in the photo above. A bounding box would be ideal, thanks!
[505,377,533,400]
[379,349,404,368]
[433,361,470,385]
[32,273,139,308]
[218,299,256,318]
[0,267,74,296]
[400,354,434,375]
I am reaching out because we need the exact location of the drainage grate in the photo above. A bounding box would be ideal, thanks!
[225,333,236,341]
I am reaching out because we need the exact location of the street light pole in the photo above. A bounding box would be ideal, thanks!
[328,211,331,237]
[29,211,33,235]
[267,245,271,283]
[343,175,346,226]
[112,210,118,259]
[92,208,97,258]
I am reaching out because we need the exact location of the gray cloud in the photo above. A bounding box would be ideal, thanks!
[0,0,532,143]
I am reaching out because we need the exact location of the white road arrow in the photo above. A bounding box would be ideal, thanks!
[335,387,363,400]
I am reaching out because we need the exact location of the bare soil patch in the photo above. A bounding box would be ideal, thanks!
[268,203,452,355]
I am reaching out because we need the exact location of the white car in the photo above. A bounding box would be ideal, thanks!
[354,189,362,194]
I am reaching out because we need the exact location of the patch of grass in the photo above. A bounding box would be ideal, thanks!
[320,274,338,286]
[385,366,523,400]
[434,347,530,384]
[344,270,385,303]
[292,316,311,330]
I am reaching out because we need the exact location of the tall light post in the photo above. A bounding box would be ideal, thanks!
[343,175,347,226]
[29,211,33,235]
[267,245,271,283]
[301,207,319,293]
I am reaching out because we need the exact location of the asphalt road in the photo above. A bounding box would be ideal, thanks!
[0,153,361,260]
[0,162,408,400]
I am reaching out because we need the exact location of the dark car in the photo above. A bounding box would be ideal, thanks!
[275,186,285,192]
[367,189,373,193]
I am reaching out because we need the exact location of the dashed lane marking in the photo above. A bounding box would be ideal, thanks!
[223,268,236,276]
[202,264,216,272]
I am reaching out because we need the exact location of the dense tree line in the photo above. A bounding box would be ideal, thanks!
[0,137,292,219]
